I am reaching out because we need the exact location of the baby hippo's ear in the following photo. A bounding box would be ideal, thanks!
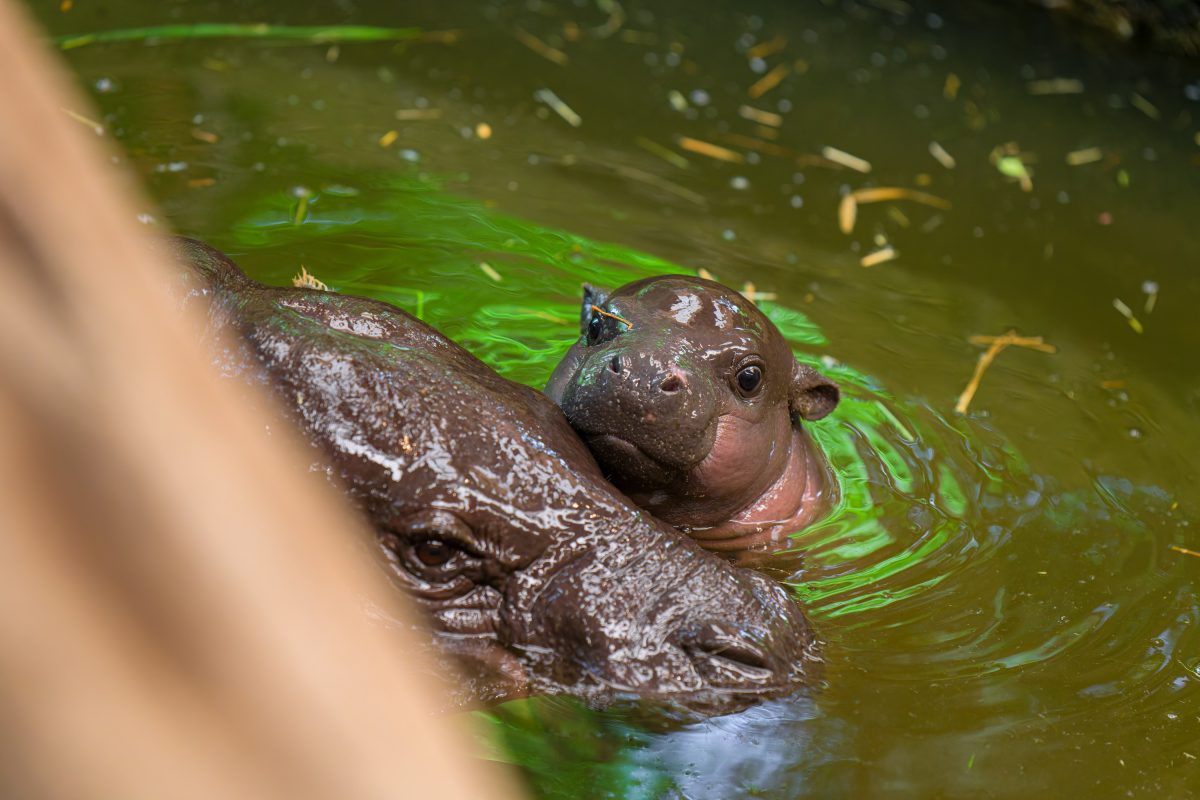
[579,284,610,334]
[790,361,840,421]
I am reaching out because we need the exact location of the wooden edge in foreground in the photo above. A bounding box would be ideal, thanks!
[0,1,522,797]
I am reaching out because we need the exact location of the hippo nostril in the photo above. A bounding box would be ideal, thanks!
[609,354,625,374]
[688,624,771,672]
[659,374,683,394]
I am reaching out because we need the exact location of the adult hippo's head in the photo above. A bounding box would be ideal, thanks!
[546,277,840,552]
[170,239,820,714]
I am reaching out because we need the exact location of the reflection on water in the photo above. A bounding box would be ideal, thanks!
[37,0,1200,794]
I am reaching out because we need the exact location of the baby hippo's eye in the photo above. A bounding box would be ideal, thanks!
[736,364,764,397]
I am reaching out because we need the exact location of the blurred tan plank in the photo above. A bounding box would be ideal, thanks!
[0,1,522,797]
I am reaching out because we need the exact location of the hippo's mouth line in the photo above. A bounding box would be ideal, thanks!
[585,433,670,468]
[583,433,696,488]
[581,416,723,475]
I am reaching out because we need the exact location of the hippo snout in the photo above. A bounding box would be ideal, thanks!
[607,352,689,397]
[519,536,818,711]
[563,348,718,475]
[675,622,775,685]
[594,350,706,412]
[657,368,686,395]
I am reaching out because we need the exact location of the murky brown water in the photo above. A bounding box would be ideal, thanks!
[35,0,1200,795]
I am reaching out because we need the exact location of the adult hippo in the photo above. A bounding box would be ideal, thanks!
[168,239,819,714]
[546,277,839,553]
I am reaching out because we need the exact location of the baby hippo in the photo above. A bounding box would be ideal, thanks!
[546,277,839,552]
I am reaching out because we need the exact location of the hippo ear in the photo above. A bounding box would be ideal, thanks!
[789,361,840,421]
[579,283,610,334]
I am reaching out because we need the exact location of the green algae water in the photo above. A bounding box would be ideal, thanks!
[37,0,1200,795]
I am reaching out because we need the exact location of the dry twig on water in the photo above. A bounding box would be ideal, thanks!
[591,305,633,329]
[514,27,568,65]
[748,63,789,98]
[955,330,1056,414]
[838,186,951,234]
[677,136,744,163]
[292,266,329,291]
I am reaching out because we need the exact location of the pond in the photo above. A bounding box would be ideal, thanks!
[36,0,1200,795]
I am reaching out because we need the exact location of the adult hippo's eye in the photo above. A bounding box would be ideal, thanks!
[735,364,764,397]
[377,510,485,597]
[414,538,454,567]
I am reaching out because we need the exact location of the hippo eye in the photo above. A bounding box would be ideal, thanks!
[735,364,763,397]
[378,511,485,596]
[414,538,454,567]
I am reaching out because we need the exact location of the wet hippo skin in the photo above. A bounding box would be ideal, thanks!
[167,238,819,714]
[546,277,840,553]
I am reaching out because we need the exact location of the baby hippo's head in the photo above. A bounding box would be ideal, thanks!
[546,276,838,537]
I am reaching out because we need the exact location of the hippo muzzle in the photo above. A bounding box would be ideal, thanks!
[561,340,719,489]
[511,531,816,709]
